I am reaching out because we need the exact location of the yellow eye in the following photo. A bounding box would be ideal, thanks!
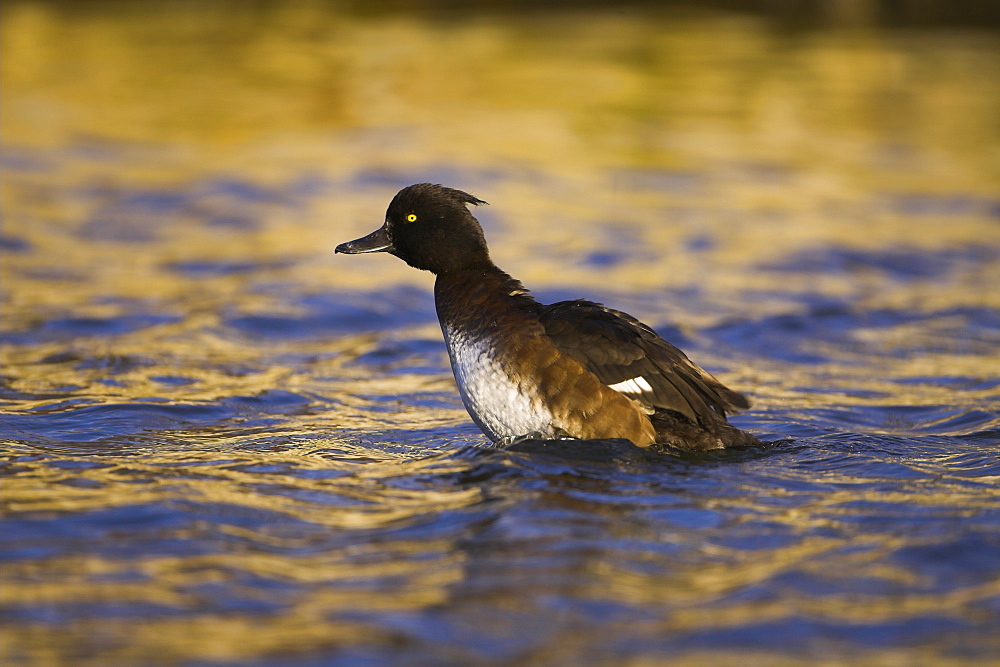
[406,213,418,222]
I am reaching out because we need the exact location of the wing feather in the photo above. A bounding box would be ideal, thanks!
[538,299,750,426]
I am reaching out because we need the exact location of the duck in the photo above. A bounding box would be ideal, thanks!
[336,183,759,451]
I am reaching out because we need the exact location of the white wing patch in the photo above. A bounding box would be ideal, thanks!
[608,376,654,396]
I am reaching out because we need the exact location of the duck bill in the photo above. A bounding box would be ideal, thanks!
[335,226,394,254]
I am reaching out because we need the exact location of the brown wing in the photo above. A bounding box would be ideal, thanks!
[538,300,750,426]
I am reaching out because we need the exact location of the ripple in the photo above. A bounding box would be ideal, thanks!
[3,9,1000,665]
[0,390,326,448]
[224,286,435,340]
[764,245,1000,281]
[164,259,296,277]
[1,313,181,345]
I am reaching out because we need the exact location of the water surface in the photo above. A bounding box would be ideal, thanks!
[2,3,999,665]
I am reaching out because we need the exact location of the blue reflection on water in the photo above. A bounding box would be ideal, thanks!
[1,144,998,665]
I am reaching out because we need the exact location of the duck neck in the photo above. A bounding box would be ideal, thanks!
[433,264,542,340]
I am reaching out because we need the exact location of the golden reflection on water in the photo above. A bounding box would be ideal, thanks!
[3,2,1000,665]
[4,2,999,174]
[2,448,476,663]
[6,442,998,664]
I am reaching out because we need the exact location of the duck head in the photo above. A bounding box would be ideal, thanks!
[336,183,491,274]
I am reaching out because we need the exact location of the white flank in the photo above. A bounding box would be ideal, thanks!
[441,324,554,443]
[608,376,653,395]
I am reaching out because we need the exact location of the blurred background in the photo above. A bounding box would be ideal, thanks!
[2,1,999,665]
[4,0,998,291]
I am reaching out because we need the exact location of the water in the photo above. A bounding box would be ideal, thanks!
[2,3,1000,665]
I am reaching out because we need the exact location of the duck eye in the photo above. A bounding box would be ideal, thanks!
[406,213,418,223]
